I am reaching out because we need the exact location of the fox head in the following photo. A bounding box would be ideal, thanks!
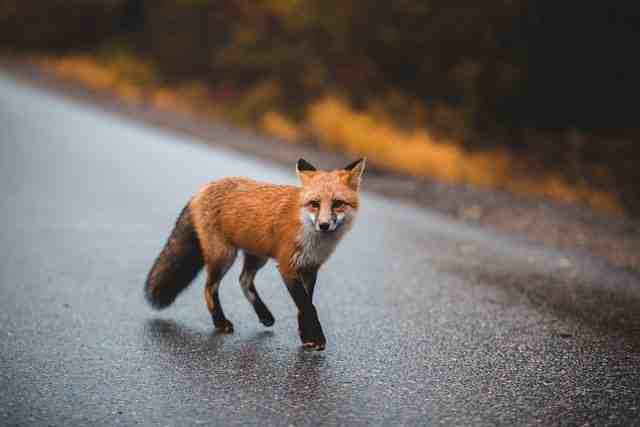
[296,157,366,233]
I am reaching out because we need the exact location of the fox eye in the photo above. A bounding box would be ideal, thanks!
[309,200,320,209]
[332,200,346,209]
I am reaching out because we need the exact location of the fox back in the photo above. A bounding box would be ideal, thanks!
[190,158,363,269]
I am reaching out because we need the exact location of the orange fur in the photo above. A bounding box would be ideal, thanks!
[190,178,302,276]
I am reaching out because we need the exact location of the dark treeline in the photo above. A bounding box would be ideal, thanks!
[2,1,639,210]
[3,1,639,132]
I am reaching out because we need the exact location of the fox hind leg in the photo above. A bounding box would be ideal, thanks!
[240,253,275,327]
[204,247,237,333]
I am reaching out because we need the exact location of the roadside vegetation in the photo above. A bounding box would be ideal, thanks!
[2,1,638,215]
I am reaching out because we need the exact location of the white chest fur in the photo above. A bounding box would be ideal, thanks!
[294,222,348,268]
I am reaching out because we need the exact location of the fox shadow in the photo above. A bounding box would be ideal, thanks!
[141,318,349,422]
[141,317,329,380]
[142,317,274,355]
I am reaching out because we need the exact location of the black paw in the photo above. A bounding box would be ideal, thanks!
[297,307,325,351]
[255,302,275,327]
[299,325,326,351]
[213,319,234,334]
[259,313,275,327]
[302,340,326,351]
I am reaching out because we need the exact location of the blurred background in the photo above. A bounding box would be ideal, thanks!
[1,1,639,216]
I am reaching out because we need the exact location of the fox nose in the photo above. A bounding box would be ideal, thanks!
[318,222,330,231]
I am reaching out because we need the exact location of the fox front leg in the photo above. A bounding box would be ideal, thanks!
[282,270,325,351]
[297,269,320,347]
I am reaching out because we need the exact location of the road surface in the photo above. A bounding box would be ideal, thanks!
[1,72,639,426]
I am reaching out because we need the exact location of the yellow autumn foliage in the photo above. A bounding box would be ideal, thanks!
[38,53,622,215]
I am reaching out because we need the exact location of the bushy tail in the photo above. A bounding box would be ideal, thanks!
[145,203,204,309]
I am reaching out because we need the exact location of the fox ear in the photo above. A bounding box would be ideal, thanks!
[297,158,317,172]
[344,158,366,190]
[296,158,317,185]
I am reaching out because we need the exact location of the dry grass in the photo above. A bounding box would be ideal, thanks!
[260,111,300,143]
[36,52,623,215]
[38,54,221,118]
[306,97,621,213]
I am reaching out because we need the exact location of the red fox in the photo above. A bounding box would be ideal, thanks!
[145,158,366,350]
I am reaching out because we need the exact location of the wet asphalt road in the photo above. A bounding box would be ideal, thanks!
[1,72,640,426]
